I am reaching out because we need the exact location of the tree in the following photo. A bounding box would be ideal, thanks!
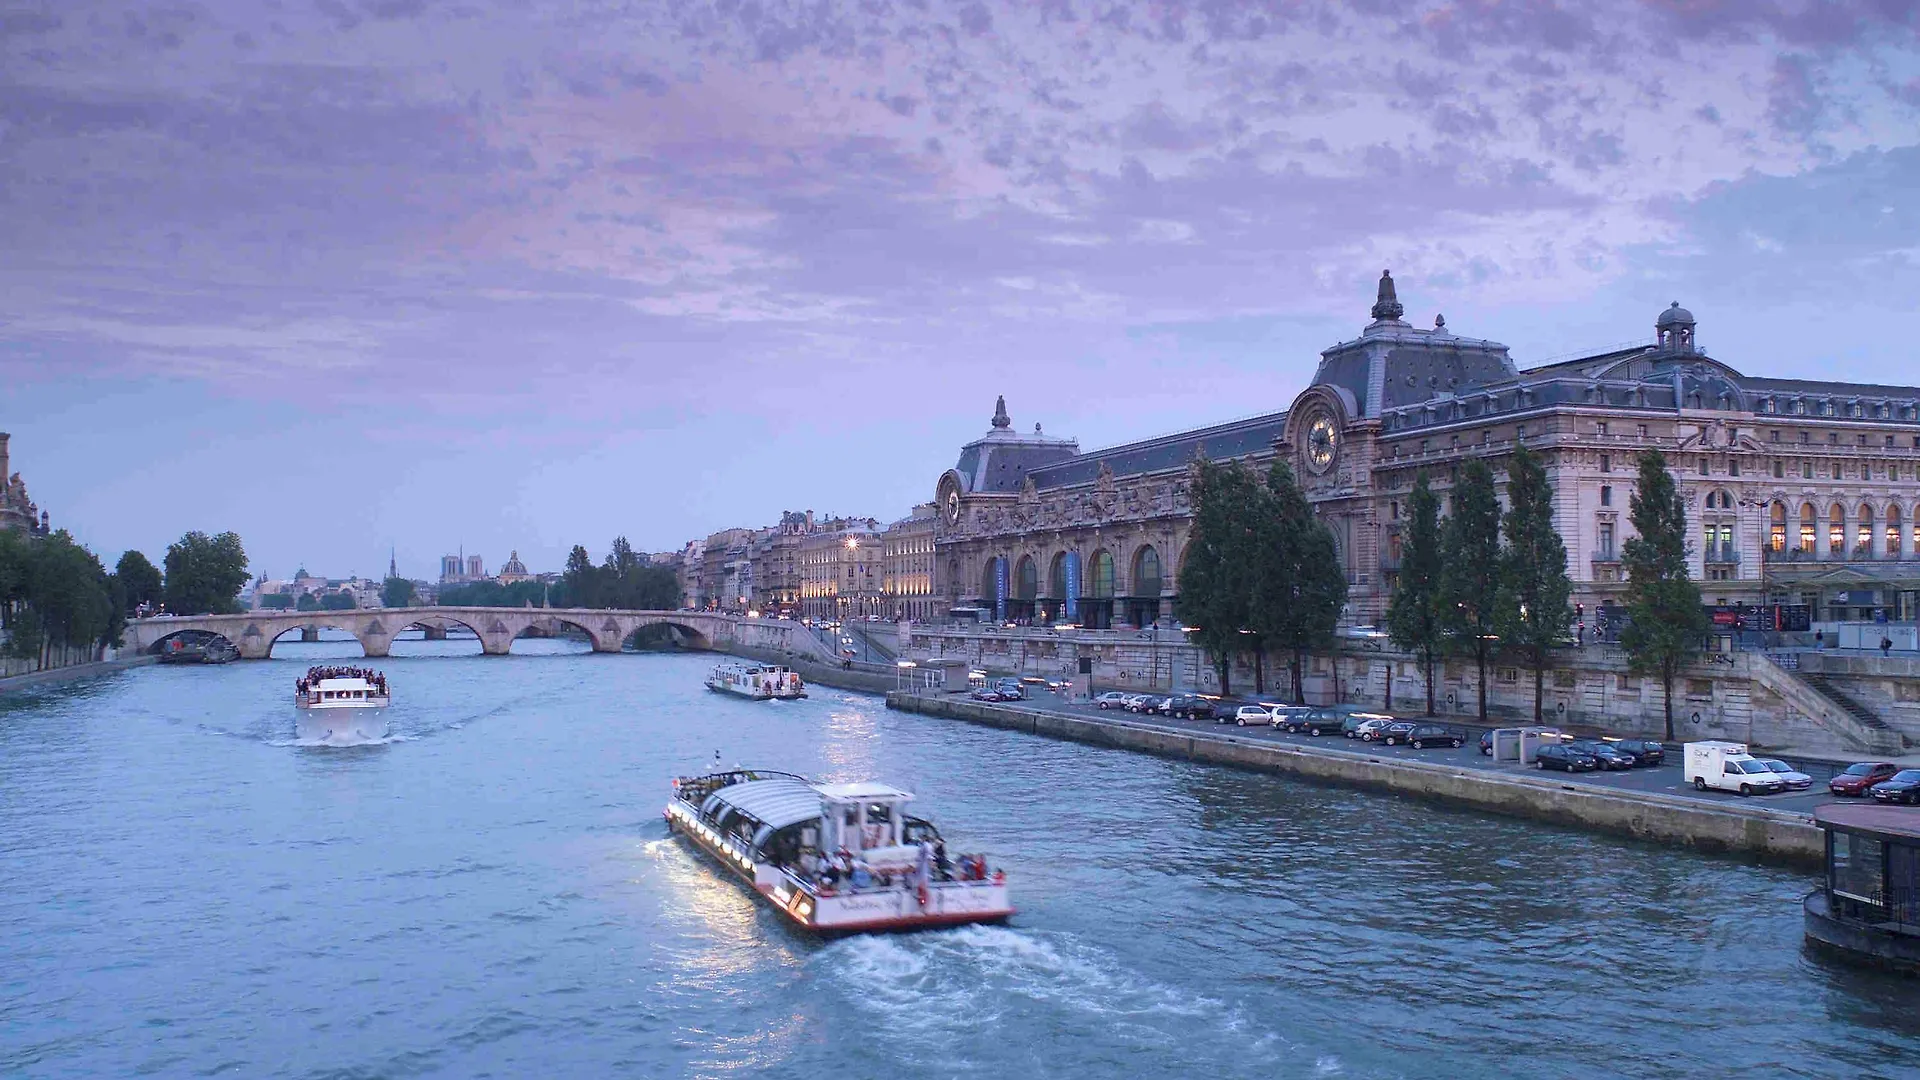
[1495,443,1574,721]
[320,590,356,611]
[1441,459,1503,721]
[561,544,602,609]
[115,550,164,613]
[1620,450,1710,740]
[162,531,249,615]
[261,591,295,610]
[382,576,417,608]
[1175,459,1261,694]
[1386,471,1445,715]
[1250,461,1349,704]
[1,530,117,661]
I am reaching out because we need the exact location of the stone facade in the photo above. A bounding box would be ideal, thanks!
[0,433,49,535]
[798,518,881,618]
[881,504,939,621]
[931,276,1920,636]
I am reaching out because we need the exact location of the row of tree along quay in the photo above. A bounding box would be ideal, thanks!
[376,536,683,612]
[1384,447,1709,738]
[0,528,249,669]
[1175,447,1712,740]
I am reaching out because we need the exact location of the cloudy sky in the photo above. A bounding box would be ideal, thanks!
[6,0,1919,580]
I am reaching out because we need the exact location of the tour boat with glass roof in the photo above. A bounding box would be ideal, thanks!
[664,769,1011,934]
[293,666,391,742]
[704,662,806,700]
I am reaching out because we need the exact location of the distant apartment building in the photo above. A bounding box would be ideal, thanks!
[799,518,881,619]
[882,504,939,621]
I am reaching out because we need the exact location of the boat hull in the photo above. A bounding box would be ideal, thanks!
[704,679,806,700]
[664,806,1011,935]
[295,708,391,744]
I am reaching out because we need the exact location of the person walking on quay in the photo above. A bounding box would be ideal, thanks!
[1883,635,1895,658]
[1815,630,1825,650]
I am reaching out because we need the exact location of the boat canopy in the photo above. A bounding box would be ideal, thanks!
[703,777,822,833]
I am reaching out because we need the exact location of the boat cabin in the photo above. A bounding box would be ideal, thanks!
[1804,803,1920,974]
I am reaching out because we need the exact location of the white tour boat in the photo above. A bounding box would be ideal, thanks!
[293,665,392,742]
[704,662,806,700]
[664,769,1012,934]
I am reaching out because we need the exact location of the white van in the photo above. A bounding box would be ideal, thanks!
[1683,741,1788,796]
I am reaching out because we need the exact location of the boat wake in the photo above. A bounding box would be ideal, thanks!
[269,732,416,749]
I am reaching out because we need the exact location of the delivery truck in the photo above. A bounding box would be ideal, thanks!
[1683,740,1787,796]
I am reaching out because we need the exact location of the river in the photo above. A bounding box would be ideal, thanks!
[3,635,1916,1079]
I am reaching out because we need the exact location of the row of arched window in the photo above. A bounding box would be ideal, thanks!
[1767,501,1916,556]
[977,546,1168,601]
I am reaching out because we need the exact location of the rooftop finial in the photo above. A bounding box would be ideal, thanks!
[992,395,1011,429]
[1371,269,1404,322]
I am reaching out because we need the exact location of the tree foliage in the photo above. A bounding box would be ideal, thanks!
[438,579,547,608]
[0,529,120,660]
[162,531,249,615]
[319,590,356,611]
[1620,450,1709,740]
[1440,459,1503,721]
[1386,471,1445,715]
[381,576,417,608]
[1174,459,1261,694]
[1250,461,1349,704]
[260,591,295,610]
[115,550,164,613]
[1495,444,1574,722]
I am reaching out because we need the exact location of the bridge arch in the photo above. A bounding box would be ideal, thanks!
[147,628,240,658]
[262,615,415,660]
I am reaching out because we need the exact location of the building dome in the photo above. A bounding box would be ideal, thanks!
[501,550,528,576]
[1656,301,1695,328]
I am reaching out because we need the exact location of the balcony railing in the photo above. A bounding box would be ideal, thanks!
[1590,551,1620,567]
[1703,545,1740,565]
[1763,547,1920,565]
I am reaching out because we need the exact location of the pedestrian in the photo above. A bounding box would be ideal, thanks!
[1883,636,1894,658]
[1815,630,1825,650]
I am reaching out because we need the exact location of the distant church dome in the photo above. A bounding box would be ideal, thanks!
[501,550,528,576]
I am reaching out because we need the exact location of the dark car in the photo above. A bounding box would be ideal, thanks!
[1479,729,1495,756]
[1566,740,1637,771]
[1831,762,1901,797]
[1605,739,1666,767]
[1403,723,1468,749]
[1868,769,1920,805]
[1377,721,1419,745]
[1287,708,1346,736]
[969,687,1010,702]
[1164,694,1216,721]
[1536,744,1601,772]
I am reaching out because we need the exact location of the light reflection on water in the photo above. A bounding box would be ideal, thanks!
[1,644,1916,1079]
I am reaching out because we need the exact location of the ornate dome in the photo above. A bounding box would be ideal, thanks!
[500,550,528,576]
[1656,301,1695,328]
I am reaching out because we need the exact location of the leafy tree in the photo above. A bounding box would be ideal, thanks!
[561,544,602,609]
[1,530,117,661]
[1441,459,1503,721]
[1250,461,1349,704]
[162,531,249,615]
[1386,471,1445,715]
[320,590,356,611]
[261,591,295,610]
[1620,450,1710,740]
[1495,443,1574,721]
[296,592,320,612]
[115,550,164,613]
[1175,459,1261,694]
[381,576,417,608]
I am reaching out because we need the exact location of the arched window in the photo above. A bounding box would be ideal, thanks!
[1829,503,1846,555]
[1858,503,1876,554]
[1887,505,1904,557]
[1132,546,1162,598]
[1769,502,1786,553]
[1087,550,1115,598]
[1799,503,1816,554]
[1048,553,1068,600]
[980,558,1002,606]
[1015,556,1038,600]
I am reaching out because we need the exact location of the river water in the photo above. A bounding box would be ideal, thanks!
[3,636,1916,1079]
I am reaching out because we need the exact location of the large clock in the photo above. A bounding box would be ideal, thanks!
[1306,413,1339,474]
[937,474,963,525]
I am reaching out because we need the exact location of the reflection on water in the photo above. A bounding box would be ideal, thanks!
[1,646,1915,1079]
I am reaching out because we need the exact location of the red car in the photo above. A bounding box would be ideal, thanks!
[1829,762,1900,796]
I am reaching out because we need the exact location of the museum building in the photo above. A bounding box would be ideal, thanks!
[930,274,1920,633]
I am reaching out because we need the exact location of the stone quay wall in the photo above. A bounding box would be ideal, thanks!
[887,690,1823,870]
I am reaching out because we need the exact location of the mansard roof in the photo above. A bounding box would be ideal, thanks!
[1026,410,1291,491]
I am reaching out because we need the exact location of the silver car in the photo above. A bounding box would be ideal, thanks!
[1756,759,1813,791]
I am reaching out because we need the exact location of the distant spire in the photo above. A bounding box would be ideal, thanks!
[991,395,1011,429]
[389,547,397,579]
[1370,269,1404,322]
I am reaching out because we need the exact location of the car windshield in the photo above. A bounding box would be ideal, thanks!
[1843,763,1878,776]
[1762,761,1793,773]
[1892,771,1920,783]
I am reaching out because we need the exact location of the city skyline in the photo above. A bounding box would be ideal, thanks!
[8,1,1920,575]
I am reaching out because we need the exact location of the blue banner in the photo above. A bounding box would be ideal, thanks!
[1064,552,1081,622]
[993,557,1008,622]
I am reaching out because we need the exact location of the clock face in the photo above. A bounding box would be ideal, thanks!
[944,488,961,524]
[938,474,963,525]
[1306,414,1338,474]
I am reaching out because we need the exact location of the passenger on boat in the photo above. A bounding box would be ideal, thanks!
[850,859,873,890]
[933,840,952,881]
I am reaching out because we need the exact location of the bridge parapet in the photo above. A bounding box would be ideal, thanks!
[123,607,829,661]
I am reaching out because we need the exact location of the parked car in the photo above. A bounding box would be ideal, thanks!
[1123,694,1155,712]
[1536,744,1601,772]
[1479,726,1566,756]
[1683,741,1786,796]
[993,678,1025,700]
[1755,759,1813,791]
[969,687,1010,702]
[1342,713,1396,738]
[1566,740,1637,771]
[1266,705,1312,730]
[1869,769,1920,805]
[1402,723,1468,749]
[1830,762,1901,796]
[1094,691,1132,710]
[1229,705,1273,726]
[1142,696,1176,715]
[1286,708,1347,736]
[1354,716,1399,742]
[1163,694,1216,720]
[1604,738,1666,767]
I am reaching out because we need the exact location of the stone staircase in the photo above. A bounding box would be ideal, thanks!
[1749,652,1907,755]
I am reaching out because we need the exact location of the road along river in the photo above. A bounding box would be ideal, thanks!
[2,636,1916,1078]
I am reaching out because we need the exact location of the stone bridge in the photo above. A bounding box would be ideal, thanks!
[125,607,838,662]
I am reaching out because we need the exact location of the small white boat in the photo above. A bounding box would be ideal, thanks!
[664,769,1012,934]
[705,662,806,700]
[293,666,391,742]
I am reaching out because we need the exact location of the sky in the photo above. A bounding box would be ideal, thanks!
[5,0,1920,582]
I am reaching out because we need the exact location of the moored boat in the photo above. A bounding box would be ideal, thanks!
[664,769,1011,934]
[704,662,806,700]
[293,665,392,743]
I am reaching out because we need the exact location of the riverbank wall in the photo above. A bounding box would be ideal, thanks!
[716,643,902,696]
[0,653,158,695]
[887,690,1824,869]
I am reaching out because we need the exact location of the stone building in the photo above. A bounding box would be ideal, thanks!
[799,518,880,619]
[881,504,939,621]
[0,433,49,535]
[932,274,1920,636]
[496,551,532,585]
